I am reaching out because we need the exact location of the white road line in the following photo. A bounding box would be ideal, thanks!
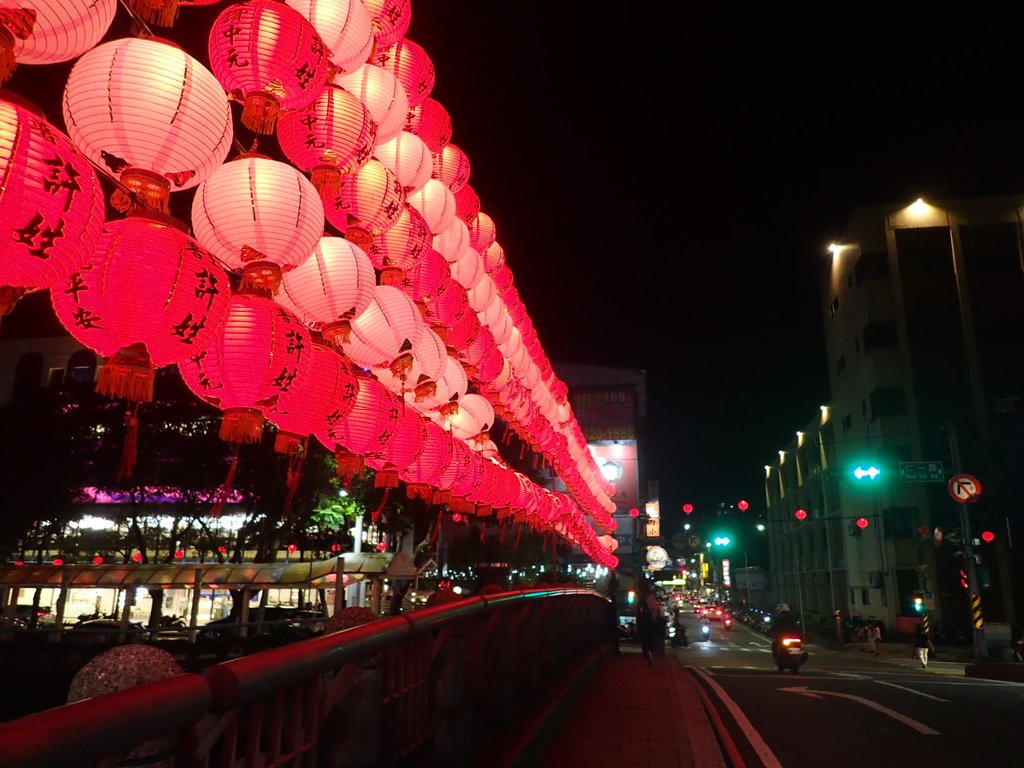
[875,679,949,702]
[693,667,785,768]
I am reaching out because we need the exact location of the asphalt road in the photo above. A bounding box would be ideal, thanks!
[671,613,1021,768]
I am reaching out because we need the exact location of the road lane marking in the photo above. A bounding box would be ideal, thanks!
[875,680,949,702]
[693,667,785,768]
[780,686,940,734]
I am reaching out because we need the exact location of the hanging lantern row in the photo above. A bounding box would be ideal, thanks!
[0,0,619,564]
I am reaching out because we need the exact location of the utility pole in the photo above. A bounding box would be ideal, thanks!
[948,424,987,662]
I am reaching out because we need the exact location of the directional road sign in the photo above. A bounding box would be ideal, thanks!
[948,473,982,504]
[898,461,945,483]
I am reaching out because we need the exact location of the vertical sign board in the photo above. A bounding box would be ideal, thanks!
[722,558,731,588]
[571,386,640,511]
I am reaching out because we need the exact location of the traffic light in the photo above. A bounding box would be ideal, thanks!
[913,595,925,614]
[958,569,969,590]
[856,517,869,529]
[981,530,995,543]
[682,503,694,515]
[852,465,881,480]
[713,535,731,547]
[737,499,749,511]
[794,509,807,521]
[627,590,636,604]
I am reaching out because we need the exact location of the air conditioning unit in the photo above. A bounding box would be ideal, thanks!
[868,571,884,588]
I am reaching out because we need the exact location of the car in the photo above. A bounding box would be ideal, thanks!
[65,618,149,643]
[198,606,325,641]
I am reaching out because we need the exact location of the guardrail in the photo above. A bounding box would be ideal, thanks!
[0,587,616,768]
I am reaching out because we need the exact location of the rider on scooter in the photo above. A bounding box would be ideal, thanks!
[770,603,800,656]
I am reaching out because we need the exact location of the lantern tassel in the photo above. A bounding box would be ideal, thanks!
[97,343,155,403]
[371,487,390,523]
[514,525,523,549]
[210,444,241,517]
[116,403,141,482]
[0,9,35,84]
[241,92,282,134]
[310,165,342,201]
[219,407,264,444]
[131,0,180,28]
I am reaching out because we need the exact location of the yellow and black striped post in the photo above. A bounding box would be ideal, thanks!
[921,611,931,636]
[970,593,984,630]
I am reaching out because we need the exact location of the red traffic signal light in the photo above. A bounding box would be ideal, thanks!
[794,509,807,521]
[682,503,694,515]
[629,507,640,518]
[856,517,870,529]
[981,530,995,543]
[737,499,749,511]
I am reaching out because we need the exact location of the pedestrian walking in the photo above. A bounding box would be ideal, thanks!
[913,622,933,669]
[636,579,663,666]
[865,622,880,656]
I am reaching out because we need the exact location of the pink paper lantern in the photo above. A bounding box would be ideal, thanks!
[449,246,485,291]
[332,62,408,144]
[468,211,497,254]
[0,98,105,315]
[431,142,471,194]
[453,183,481,225]
[373,130,432,193]
[367,203,432,281]
[276,235,377,348]
[401,419,453,500]
[208,0,330,134]
[407,352,466,415]
[340,283,424,371]
[62,36,233,214]
[50,215,232,402]
[396,247,448,311]
[178,292,314,444]
[277,84,376,200]
[372,36,433,108]
[373,326,446,399]
[423,279,469,342]
[432,216,471,264]
[286,0,373,75]
[2,0,115,72]
[406,177,456,235]
[190,154,325,293]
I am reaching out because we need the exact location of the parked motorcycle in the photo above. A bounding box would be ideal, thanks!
[774,635,808,673]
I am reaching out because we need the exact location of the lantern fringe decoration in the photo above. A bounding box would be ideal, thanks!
[97,343,156,403]
[405,482,433,501]
[334,447,365,490]
[373,467,401,488]
[209,443,241,517]
[110,169,172,215]
[0,9,34,83]
[130,0,180,28]
[239,91,282,135]
[0,286,27,317]
[116,403,141,482]
[310,166,342,200]
[219,407,265,444]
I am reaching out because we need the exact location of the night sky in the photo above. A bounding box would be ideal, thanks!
[6,3,1024,529]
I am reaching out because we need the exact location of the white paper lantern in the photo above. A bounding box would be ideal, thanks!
[373,130,432,193]
[333,62,408,143]
[286,0,374,75]
[406,177,456,235]
[7,0,116,67]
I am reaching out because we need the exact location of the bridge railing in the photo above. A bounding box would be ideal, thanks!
[0,587,616,768]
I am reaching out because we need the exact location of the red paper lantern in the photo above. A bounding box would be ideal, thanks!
[401,418,453,500]
[373,36,434,108]
[0,98,105,315]
[314,373,400,483]
[62,37,232,213]
[277,235,377,348]
[373,130,432,193]
[324,157,405,249]
[191,154,325,293]
[267,341,358,454]
[333,62,408,144]
[208,0,330,134]
[277,84,377,200]
[403,96,451,153]
[178,292,314,443]
[444,300,479,355]
[424,279,470,342]
[2,0,115,76]
[340,284,424,371]
[453,183,481,225]
[432,142,471,194]
[467,211,497,254]
[364,405,426,486]
[362,0,411,49]
[50,215,232,402]
[286,0,374,75]
[396,247,449,312]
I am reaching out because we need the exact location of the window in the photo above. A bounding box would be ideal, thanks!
[861,589,870,605]
[862,321,897,353]
[896,227,953,277]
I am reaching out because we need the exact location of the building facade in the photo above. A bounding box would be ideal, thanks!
[767,196,1024,640]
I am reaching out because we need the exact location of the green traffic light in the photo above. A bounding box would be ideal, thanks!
[853,465,881,480]
[713,536,731,546]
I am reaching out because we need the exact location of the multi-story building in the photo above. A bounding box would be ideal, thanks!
[766,196,1024,641]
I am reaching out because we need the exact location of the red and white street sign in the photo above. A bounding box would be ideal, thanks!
[948,473,982,504]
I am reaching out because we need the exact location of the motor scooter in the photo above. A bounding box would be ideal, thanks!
[700,622,711,642]
[723,615,733,630]
[774,634,808,673]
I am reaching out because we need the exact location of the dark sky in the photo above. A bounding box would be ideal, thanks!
[407,4,1024,520]
[7,3,1024,526]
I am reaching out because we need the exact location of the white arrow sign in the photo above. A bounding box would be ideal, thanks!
[780,686,939,735]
